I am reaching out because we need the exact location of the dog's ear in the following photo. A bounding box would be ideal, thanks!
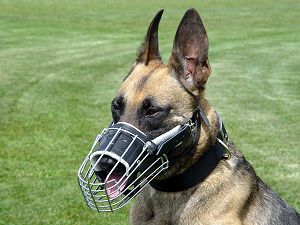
[168,8,211,94]
[136,9,164,65]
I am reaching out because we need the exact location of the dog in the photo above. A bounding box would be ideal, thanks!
[79,8,299,224]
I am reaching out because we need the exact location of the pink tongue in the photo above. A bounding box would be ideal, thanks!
[106,174,127,198]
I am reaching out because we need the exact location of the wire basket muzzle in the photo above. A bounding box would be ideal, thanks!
[77,122,169,212]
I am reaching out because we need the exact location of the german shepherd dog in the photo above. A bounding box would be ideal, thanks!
[105,9,299,225]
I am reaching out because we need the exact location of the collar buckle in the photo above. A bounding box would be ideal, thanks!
[216,138,231,160]
[187,119,195,132]
[217,115,231,160]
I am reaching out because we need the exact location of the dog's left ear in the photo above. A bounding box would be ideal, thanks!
[136,9,164,65]
[168,8,211,94]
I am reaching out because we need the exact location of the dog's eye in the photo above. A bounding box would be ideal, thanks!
[145,108,161,116]
[139,99,171,130]
[141,98,161,117]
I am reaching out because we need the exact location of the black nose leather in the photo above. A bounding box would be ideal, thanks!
[98,156,126,174]
[98,156,117,172]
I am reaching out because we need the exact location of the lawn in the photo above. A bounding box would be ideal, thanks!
[0,0,299,224]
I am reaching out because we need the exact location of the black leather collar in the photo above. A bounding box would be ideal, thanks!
[150,116,229,192]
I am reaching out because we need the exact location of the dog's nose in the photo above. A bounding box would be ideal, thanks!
[91,155,125,174]
[91,155,126,183]
[98,156,117,172]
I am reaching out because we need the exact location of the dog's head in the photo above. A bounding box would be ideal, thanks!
[114,9,212,141]
[78,8,218,212]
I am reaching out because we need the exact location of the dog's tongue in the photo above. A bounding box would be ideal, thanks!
[106,174,127,198]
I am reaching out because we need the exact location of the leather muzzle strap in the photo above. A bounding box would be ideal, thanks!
[150,140,225,192]
[150,123,228,192]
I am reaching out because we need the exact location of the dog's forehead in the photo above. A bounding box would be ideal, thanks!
[118,63,182,106]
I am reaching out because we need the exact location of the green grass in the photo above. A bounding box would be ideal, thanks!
[0,0,299,224]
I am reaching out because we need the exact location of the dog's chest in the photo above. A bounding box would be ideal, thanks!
[150,198,184,224]
[148,187,196,224]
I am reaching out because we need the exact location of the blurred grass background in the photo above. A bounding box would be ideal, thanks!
[0,0,299,224]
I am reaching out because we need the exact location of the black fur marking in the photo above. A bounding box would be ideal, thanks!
[137,97,171,133]
[136,64,161,91]
[137,74,151,91]
[111,95,125,123]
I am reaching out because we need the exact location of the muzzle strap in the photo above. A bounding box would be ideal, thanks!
[153,106,202,165]
[150,129,227,192]
[150,117,229,192]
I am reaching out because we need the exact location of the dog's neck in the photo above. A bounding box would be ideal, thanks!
[150,100,229,192]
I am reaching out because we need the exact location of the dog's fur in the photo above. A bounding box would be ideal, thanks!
[109,9,299,225]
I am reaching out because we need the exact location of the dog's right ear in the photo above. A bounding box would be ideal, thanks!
[136,9,164,65]
[168,9,211,95]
